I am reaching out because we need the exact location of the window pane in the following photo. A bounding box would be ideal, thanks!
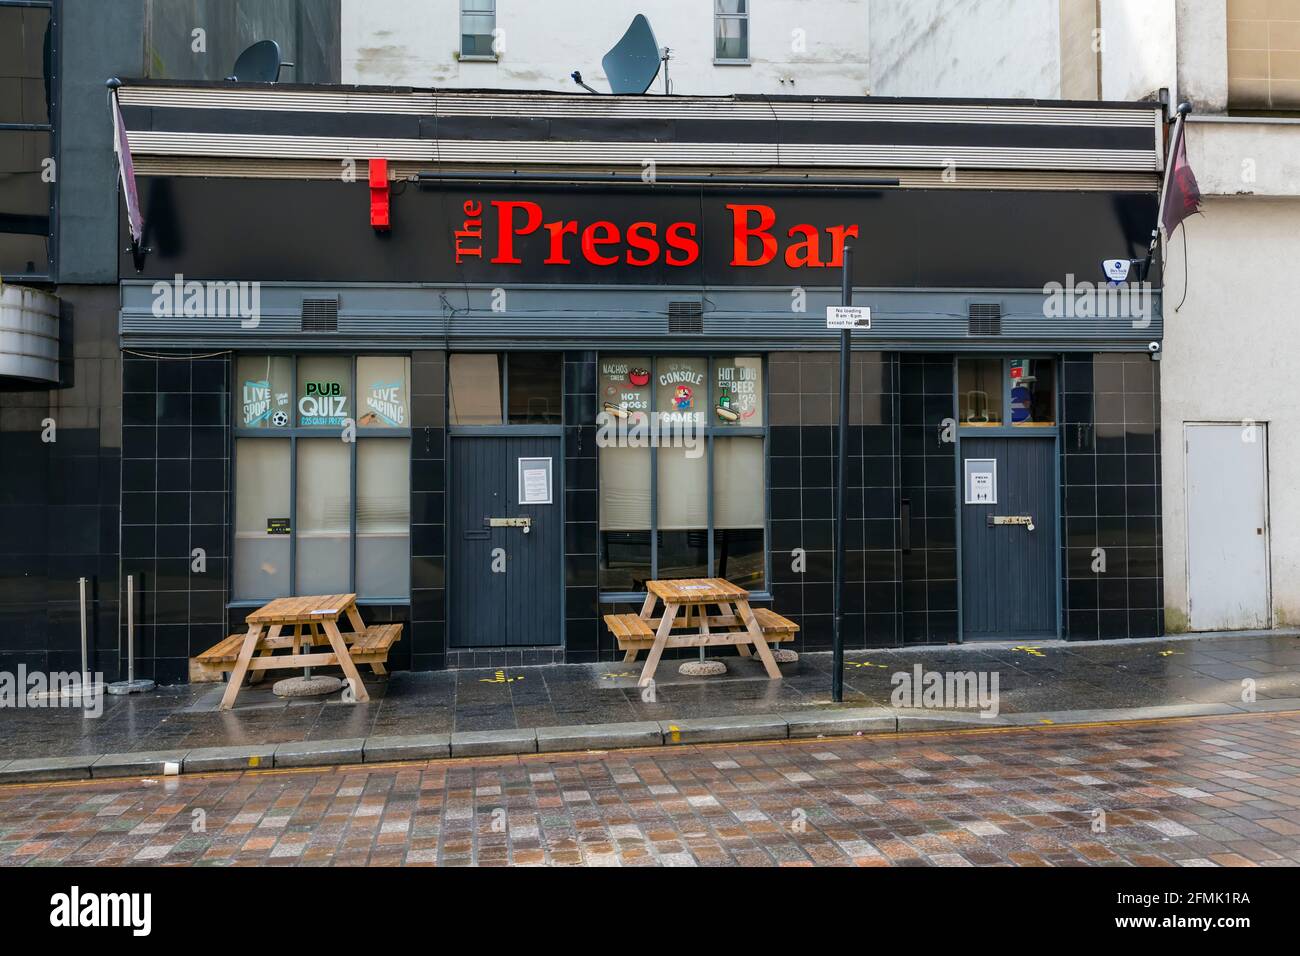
[296,355,351,428]
[957,358,1001,426]
[714,356,763,426]
[357,355,410,428]
[658,531,708,580]
[655,357,707,430]
[1010,359,1055,426]
[598,356,652,425]
[0,6,52,125]
[715,16,749,59]
[713,437,765,589]
[461,33,495,56]
[0,131,51,276]
[657,445,708,579]
[449,353,501,424]
[237,355,293,429]
[600,446,650,590]
[715,0,747,14]
[234,439,291,601]
[296,439,352,594]
[357,439,410,598]
[507,352,562,424]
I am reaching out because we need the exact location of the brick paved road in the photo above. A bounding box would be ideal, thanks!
[1,712,1298,867]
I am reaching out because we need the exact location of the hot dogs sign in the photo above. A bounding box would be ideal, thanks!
[598,357,761,429]
[715,360,760,424]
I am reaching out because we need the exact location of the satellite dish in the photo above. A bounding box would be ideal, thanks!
[573,15,664,95]
[226,40,295,83]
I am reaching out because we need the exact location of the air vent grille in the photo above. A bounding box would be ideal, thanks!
[968,302,1002,335]
[301,297,339,333]
[668,301,704,334]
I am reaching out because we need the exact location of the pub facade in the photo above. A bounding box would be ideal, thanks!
[111,80,1167,681]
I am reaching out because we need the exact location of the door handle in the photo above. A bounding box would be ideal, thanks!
[987,515,1034,531]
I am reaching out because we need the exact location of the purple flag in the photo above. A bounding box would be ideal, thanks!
[111,90,143,246]
[1160,116,1201,239]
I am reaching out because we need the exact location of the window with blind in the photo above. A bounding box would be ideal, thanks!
[598,355,766,594]
[233,355,411,601]
[714,0,750,63]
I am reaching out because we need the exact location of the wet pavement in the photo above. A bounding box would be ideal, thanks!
[1,711,1297,866]
[1,630,1298,760]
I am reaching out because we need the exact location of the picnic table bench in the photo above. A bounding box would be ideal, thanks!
[603,578,799,686]
[193,594,401,710]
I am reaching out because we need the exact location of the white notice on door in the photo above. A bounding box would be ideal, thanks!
[518,457,553,505]
[964,458,997,505]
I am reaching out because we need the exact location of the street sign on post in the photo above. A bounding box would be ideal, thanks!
[826,306,871,329]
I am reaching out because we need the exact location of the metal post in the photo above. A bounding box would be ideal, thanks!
[126,574,134,684]
[79,576,88,687]
[832,245,853,703]
[108,573,155,695]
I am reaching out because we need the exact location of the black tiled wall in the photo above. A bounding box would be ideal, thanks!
[897,354,959,644]
[409,350,447,670]
[564,352,600,662]
[1060,353,1163,640]
[769,351,910,652]
[0,287,122,680]
[120,351,230,685]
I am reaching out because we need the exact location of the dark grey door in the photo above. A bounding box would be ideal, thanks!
[449,436,562,647]
[960,437,1057,639]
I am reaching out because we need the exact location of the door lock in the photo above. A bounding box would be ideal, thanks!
[486,516,532,531]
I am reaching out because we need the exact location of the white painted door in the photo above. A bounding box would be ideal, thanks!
[1185,423,1271,630]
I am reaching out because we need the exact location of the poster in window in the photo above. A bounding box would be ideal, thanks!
[297,356,351,427]
[714,357,763,426]
[238,356,292,428]
[357,356,409,427]
[598,356,651,425]
[655,357,707,429]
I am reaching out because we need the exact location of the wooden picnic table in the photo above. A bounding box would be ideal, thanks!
[218,593,371,711]
[634,577,783,687]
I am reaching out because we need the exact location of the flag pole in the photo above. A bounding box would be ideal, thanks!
[1151,102,1192,256]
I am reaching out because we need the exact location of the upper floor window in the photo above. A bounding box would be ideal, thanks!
[0,0,54,279]
[460,0,497,59]
[1227,0,1300,111]
[714,0,749,63]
